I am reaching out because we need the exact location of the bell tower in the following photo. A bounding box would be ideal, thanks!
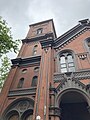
[0,19,57,120]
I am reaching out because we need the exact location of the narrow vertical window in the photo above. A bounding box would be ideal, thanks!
[87,39,90,50]
[60,56,67,73]
[36,28,43,35]
[17,78,24,88]
[31,76,38,87]
[32,45,38,56]
[67,54,75,72]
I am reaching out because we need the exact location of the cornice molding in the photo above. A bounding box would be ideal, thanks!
[8,87,36,97]
[11,55,41,67]
[40,37,54,49]
[22,32,54,44]
[54,25,90,49]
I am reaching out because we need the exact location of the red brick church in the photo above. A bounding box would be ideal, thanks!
[0,19,90,120]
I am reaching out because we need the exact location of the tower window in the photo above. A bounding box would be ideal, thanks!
[31,76,38,87]
[17,78,24,88]
[59,51,75,73]
[36,28,43,35]
[32,45,38,56]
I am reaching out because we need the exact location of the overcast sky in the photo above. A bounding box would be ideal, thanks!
[0,0,90,58]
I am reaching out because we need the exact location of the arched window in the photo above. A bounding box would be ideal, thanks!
[32,45,38,56]
[87,40,90,48]
[86,37,90,52]
[25,114,33,120]
[8,114,19,120]
[59,51,75,73]
[6,111,19,120]
[17,78,24,88]
[3,99,34,120]
[21,109,33,120]
[36,28,43,35]
[31,76,38,87]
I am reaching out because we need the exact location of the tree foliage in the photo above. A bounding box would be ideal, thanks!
[0,16,19,57]
[0,56,11,89]
[0,17,19,89]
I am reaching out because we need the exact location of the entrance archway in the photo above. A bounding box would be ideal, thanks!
[60,91,90,120]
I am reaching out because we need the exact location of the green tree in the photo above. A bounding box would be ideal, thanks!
[0,56,11,89]
[0,16,19,57]
[0,17,19,89]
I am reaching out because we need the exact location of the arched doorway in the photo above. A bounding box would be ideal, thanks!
[60,91,90,120]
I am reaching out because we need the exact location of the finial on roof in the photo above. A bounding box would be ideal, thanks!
[79,19,90,25]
